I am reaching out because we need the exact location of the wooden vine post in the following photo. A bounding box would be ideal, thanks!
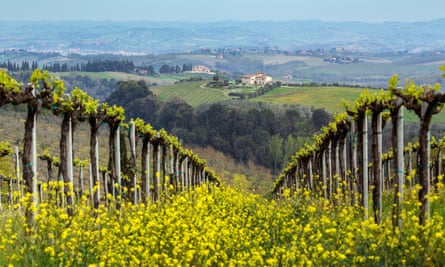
[158,129,171,195]
[104,104,125,208]
[74,159,88,197]
[179,152,186,191]
[326,140,333,199]
[185,155,190,191]
[322,123,339,201]
[15,146,22,205]
[150,132,161,200]
[368,91,391,224]
[436,136,445,177]
[387,84,405,229]
[332,112,351,203]
[321,148,327,199]
[329,130,339,198]
[85,99,105,209]
[313,132,328,199]
[350,120,358,205]
[129,121,138,203]
[345,91,371,218]
[303,144,314,191]
[136,119,155,203]
[169,135,181,192]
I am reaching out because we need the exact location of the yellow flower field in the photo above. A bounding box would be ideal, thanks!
[0,183,444,266]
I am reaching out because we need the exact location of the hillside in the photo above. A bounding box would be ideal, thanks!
[150,81,230,108]
[3,48,445,89]
[151,80,445,125]
[252,86,365,111]
[151,80,364,111]
[2,20,445,54]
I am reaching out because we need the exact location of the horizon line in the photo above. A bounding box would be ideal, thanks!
[1,18,445,24]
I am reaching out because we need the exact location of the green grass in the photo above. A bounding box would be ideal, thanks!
[175,54,229,67]
[57,71,217,87]
[252,86,445,124]
[57,71,118,80]
[252,86,366,112]
[151,81,231,108]
[250,54,326,67]
[56,71,177,86]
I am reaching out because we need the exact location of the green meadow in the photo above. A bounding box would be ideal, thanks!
[252,86,445,124]
[150,81,230,108]
[253,86,365,111]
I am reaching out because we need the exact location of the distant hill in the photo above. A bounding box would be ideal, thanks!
[1,20,445,54]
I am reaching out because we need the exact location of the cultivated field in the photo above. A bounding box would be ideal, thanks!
[57,71,177,86]
[253,86,445,124]
[150,81,230,108]
[253,86,365,111]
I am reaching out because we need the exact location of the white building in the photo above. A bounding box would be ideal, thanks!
[191,65,211,73]
[242,72,273,86]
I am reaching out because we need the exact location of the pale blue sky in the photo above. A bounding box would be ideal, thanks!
[2,0,444,22]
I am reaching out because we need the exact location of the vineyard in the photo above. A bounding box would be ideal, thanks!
[1,69,445,265]
[0,69,220,213]
[150,81,229,108]
[273,70,445,226]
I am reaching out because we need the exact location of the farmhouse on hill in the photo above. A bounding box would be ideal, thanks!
[191,65,211,73]
[242,72,273,86]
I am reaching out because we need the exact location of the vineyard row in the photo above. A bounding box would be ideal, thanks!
[273,72,445,226]
[0,69,220,220]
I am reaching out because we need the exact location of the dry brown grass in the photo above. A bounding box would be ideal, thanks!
[189,146,274,195]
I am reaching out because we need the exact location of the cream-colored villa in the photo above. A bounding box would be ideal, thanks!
[241,72,273,86]
[191,65,211,73]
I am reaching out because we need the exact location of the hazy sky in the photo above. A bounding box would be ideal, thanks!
[2,0,444,22]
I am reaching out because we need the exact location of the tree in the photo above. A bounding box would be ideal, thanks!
[312,108,332,130]
[159,64,170,74]
[157,98,195,131]
[107,80,152,107]
[269,134,283,176]
[283,135,299,165]
[279,109,301,137]
[106,80,158,123]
